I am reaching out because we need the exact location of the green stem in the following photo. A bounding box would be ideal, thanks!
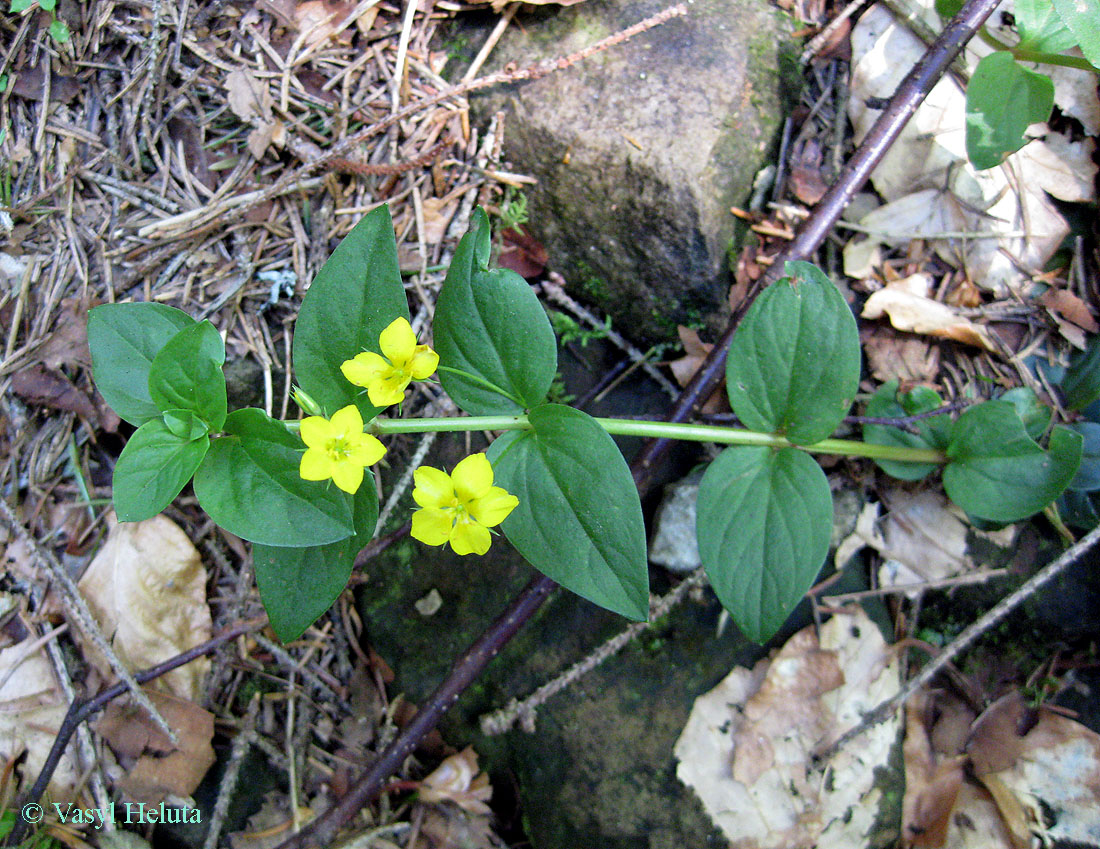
[978,29,1098,71]
[371,415,947,464]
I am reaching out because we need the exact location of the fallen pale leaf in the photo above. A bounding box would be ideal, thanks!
[419,746,493,815]
[77,514,211,702]
[848,1,1098,293]
[862,273,998,351]
[0,636,79,801]
[675,608,900,849]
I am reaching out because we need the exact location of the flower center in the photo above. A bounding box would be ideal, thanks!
[326,437,352,460]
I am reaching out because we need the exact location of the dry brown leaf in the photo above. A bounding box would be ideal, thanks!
[35,296,92,370]
[902,692,967,848]
[77,515,211,702]
[789,137,829,206]
[97,689,216,803]
[862,273,998,351]
[226,68,272,125]
[0,635,80,801]
[668,326,725,414]
[860,324,940,384]
[1040,288,1099,340]
[10,364,99,421]
[675,608,900,849]
[419,746,493,815]
[293,0,357,47]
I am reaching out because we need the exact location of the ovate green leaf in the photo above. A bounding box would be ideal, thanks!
[999,386,1051,440]
[697,446,832,643]
[162,409,210,441]
[293,205,409,419]
[862,381,951,481]
[1016,0,1078,52]
[943,401,1082,521]
[434,208,557,414]
[1061,334,1100,410]
[193,408,354,546]
[966,52,1054,170]
[726,261,859,444]
[113,419,209,522]
[88,303,195,426]
[488,404,648,620]
[1052,0,1100,68]
[1066,422,1100,491]
[148,320,227,430]
[254,483,378,642]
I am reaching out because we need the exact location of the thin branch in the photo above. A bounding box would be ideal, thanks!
[4,616,268,849]
[815,523,1100,762]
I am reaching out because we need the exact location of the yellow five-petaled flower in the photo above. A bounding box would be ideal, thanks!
[411,454,519,556]
[341,317,439,408]
[299,405,386,494]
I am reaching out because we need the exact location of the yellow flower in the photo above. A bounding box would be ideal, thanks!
[411,454,518,556]
[341,317,439,407]
[299,405,386,494]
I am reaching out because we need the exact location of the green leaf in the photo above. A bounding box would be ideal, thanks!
[113,419,209,522]
[1052,0,1100,67]
[37,0,54,9]
[965,52,1054,170]
[148,320,227,430]
[88,303,195,426]
[488,403,648,620]
[193,408,354,547]
[47,16,68,42]
[999,386,1051,440]
[696,446,832,643]
[1066,422,1100,491]
[1061,334,1100,410]
[9,0,34,12]
[254,483,378,642]
[163,409,210,441]
[1058,489,1099,529]
[434,208,557,414]
[943,401,1083,522]
[292,205,409,419]
[726,261,859,445]
[934,0,963,16]
[1016,0,1078,52]
[862,381,951,481]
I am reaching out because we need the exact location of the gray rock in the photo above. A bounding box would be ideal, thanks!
[650,475,702,574]
[472,0,798,341]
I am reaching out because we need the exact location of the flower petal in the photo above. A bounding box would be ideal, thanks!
[367,373,409,407]
[411,507,453,546]
[379,317,417,364]
[413,466,456,508]
[347,433,387,466]
[449,519,491,556]
[341,352,390,388]
[408,345,440,380]
[452,453,494,502]
[468,487,519,528]
[299,416,333,450]
[330,405,364,437]
[300,448,333,481]
[331,461,365,494]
